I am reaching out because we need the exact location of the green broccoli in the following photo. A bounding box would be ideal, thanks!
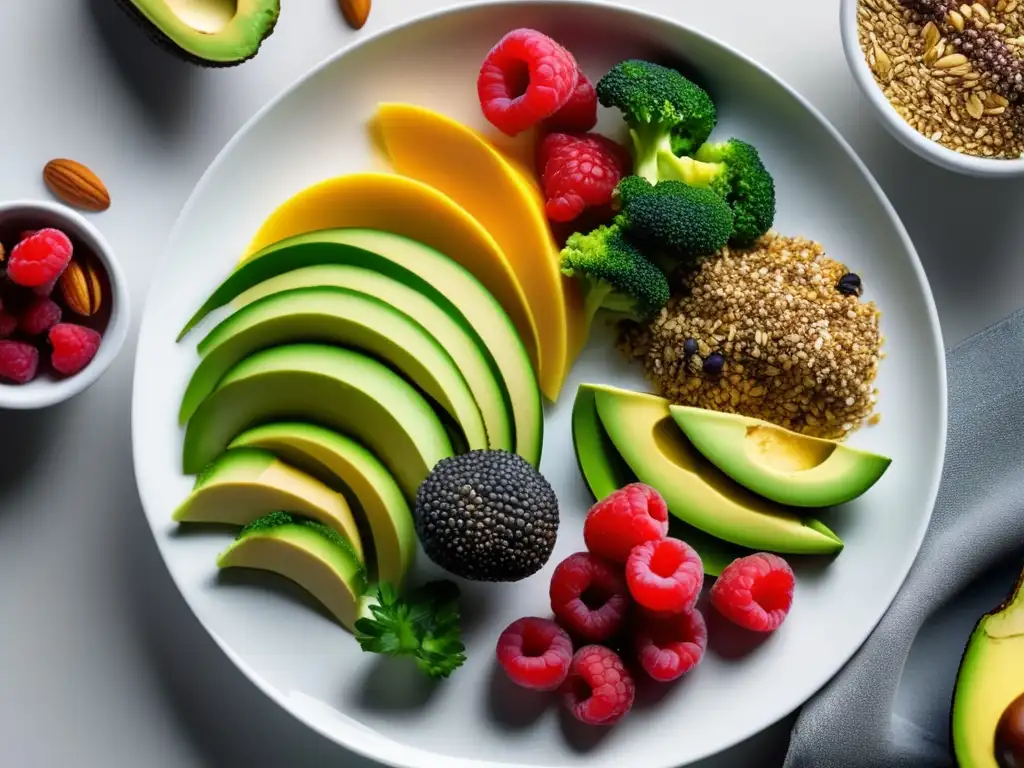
[614,176,733,260]
[560,223,670,329]
[657,138,776,247]
[596,59,717,184]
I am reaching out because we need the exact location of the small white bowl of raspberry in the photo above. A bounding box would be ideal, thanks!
[0,200,129,409]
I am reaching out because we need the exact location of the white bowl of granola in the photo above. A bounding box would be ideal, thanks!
[841,0,1024,176]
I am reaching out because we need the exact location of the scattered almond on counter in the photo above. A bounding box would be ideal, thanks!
[339,0,371,30]
[42,159,111,212]
[59,256,103,317]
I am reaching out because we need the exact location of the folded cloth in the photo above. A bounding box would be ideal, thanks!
[783,309,1024,768]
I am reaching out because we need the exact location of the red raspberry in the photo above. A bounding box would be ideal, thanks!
[495,616,573,691]
[625,537,704,614]
[19,298,62,336]
[0,341,39,384]
[633,608,707,682]
[7,229,72,288]
[49,322,101,376]
[0,312,17,339]
[544,72,598,132]
[710,553,796,632]
[560,645,635,725]
[549,552,630,643]
[477,28,579,137]
[537,132,629,223]
[583,483,669,564]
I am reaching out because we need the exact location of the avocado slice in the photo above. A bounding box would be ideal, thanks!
[670,406,892,508]
[179,286,488,454]
[217,512,368,631]
[177,228,542,467]
[591,384,843,555]
[225,267,509,455]
[229,423,416,589]
[173,448,365,562]
[952,567,1024,767]
[571,384,746,577]
[182,344,453,500]
[115,0,279,67]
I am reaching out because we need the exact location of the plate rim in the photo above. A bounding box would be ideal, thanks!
[131,1,949,766]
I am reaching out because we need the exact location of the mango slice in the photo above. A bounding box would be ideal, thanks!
[374,103,586,402]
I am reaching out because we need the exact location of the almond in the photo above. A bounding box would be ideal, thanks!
[43,159,111,212]
[339,0,371,29]
[59,256,104,317]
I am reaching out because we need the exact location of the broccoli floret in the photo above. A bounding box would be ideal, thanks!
[560,223,670,328]
[596,60,716,183]
[657,138,776,247]
[614,176,733,260]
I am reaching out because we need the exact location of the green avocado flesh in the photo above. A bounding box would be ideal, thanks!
[229,422,416,589]
[591,385,843,555]
[116,0,279,67]
[217,513,368,631]
[571,384,747,577]
[179,285,488,454]
[182,344,453,500]
[224,266,507,455]
[953,568,1024,767]
[177,228,540,467]
[670,406,892,508]
[174,448,365,562]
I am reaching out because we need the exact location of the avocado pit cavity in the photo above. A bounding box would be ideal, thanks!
[743,424,836,473]
[166,0,237,34]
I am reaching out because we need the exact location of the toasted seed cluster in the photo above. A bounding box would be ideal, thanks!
[619,233,884,440]
[859,0,1024,158]
[413,450,559,582]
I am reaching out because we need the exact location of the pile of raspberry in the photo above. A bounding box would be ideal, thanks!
[476,28,630,226]
[495,483,796,726]
[0,228,103,384]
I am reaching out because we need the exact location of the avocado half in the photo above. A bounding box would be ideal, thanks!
[952,565,1024,767]
[115,0,280,68]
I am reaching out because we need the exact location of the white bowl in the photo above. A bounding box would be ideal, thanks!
[0,200,130,409]
[132,2,946,767]
[840,0,1024,176]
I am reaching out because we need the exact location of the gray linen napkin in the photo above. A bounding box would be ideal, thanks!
[784,308,1024,768]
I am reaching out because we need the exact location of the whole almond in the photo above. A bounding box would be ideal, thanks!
[43,159,111,212]
[59,257,104,317]
[339,0,371,29]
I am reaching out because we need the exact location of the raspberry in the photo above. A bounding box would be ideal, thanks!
[560,645,635,725]
[19,298,62,336]
[583,483,669,564]
[0,341,39,384]
[7,229,72,288]
[49,322,101,376]
[549,552,630,643]
[536,132,629,223]
[0,312,17,339]
[625,537,704,614]
[495,616,573,691]
[710,553,796,632]
[633,608,707,682]
[544,72,598,132]
[477,28,579,136]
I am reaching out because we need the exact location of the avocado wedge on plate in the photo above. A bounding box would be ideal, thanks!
[116,0,280,67]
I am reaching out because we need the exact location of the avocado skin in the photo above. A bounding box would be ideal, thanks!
[951,566,1024,768]
[113,0,280,68]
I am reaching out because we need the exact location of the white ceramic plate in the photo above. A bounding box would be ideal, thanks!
[131,3,947,766]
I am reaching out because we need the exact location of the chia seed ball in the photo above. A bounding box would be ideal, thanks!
[703,352,725,375]
[412,450,559,582]
[838,273,862,297]
[683,338,698,356]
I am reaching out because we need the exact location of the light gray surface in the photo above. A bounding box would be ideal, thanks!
[0,1,1020,766]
